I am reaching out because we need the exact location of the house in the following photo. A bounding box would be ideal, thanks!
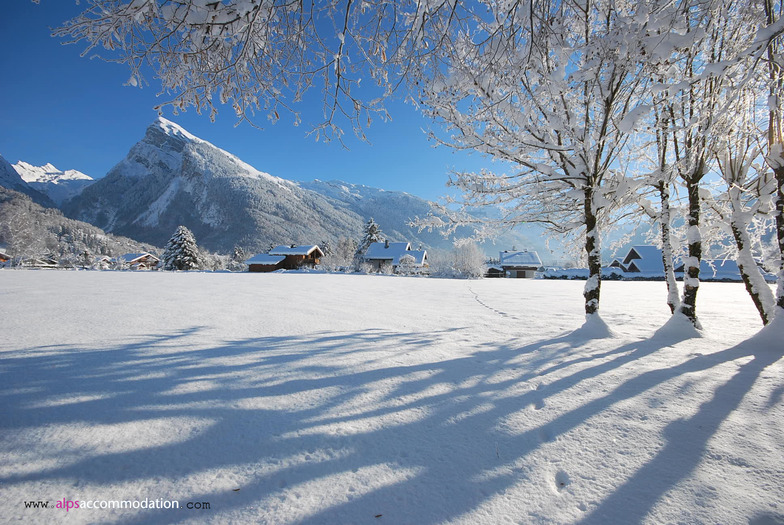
[246,245,324,272]
[119,253,160,270]
[619,245,666,275]
[498,250,542,278]
[25,256,59,269]
[0,246,10,266]
[618,245,749,282]
[363,241,428,272]
[93,255,113,270]
[245,253,287,272]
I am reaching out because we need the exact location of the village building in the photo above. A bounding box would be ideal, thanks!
[24,255,59,269]
[363,241,428,272]
[119,253,160,270]
[246,245,324,272]
[618,245,666,275]
[245,253,286,272]
[496,250,543,278]
[93,255,113,270]
[615,245,756,282]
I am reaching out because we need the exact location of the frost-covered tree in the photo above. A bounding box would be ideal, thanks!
[451,241,486,279]
[354,217,384,267]
[321,236,357,272]
[162,225,200,270]
[52,0,465,142]
[0,186,156,264]
[712,138,777,325]
[626,0,781,326]
[414,0,658,322]
[396,253,418,276]
[762,0,784,321]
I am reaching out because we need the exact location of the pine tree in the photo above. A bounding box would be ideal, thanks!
[162,225,200,271]
[354,217,384,267]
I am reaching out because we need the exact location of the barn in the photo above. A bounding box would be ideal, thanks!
[246,245,324,272]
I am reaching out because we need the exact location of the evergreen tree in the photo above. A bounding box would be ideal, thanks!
[162,225,200,271]
[354,218,384,266]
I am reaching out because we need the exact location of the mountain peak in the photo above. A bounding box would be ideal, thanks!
[150,117,200,143]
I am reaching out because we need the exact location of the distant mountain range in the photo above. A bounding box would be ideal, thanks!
[0,154,55,208]
[14,161,94,205]
[2,117,537,256]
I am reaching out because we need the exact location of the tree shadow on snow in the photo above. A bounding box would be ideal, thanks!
[0,322,780,524]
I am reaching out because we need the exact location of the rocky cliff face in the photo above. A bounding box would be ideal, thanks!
[63,118,364,252]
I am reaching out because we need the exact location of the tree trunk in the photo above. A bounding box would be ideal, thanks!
[657,181,680,314]
[678,178,701,326]
[774,165,784,314]
[584,186,602,316]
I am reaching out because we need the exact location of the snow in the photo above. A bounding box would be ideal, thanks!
[269,245,321,256]
[152,118,291,188]
[1,271,783,524]
[245,254,286,265]
[14,161,93,184]
[498,250,542,266]
[617,105,651,133]
[364,242,413,261]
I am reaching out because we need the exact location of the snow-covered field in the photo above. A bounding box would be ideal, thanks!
[1,270,782,524]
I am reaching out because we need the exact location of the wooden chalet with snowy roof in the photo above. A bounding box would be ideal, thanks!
[362,241,428,272]
[119,253,160,270]
[497,250,543,278]
[246,245,324,272]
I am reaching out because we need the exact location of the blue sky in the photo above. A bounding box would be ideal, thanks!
[0,1,490,201]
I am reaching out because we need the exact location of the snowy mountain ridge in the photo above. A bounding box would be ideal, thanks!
[13,161,94,205]
[36,118,539,255]
[62,118,366,251]
[147,117,293,188]
[0,154,55,208]
[14,161,93,183]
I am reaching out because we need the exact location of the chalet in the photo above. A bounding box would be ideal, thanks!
[246,253,286,272]
[93,255,113,270]
[119,253,160,270]
[498,250,542,278]
[246,245,324,272]
[363,241,428,272]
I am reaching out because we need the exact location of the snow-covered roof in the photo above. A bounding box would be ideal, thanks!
[621,245,664,273]
[245,254,286,265]
[398,250,428,265]
[269,245,323,256]
[120,253,159,264]
[364,242,412,261]
[499,250,542,267]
